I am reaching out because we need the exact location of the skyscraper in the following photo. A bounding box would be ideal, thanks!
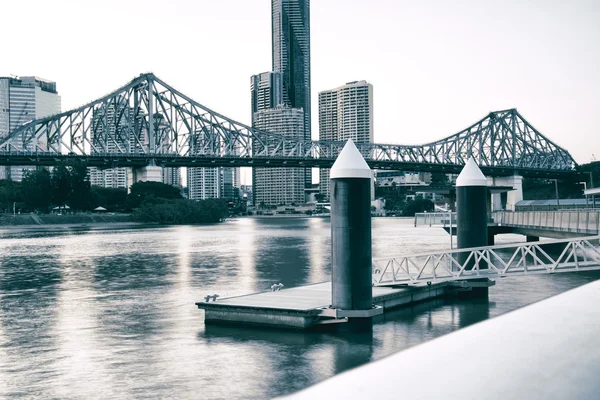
[253,105,305,206]
[250,72,305,206]
[272,0,311,187]
[162,167,181,187]
[0,76,61,180]
[88,96,137,189]
[251,72,284,115]
[319,80,374,199]
[187,167,220,200]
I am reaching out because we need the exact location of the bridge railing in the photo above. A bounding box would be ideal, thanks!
[372,235,600,286]
[494,210,600,235]
[414,212,456,227]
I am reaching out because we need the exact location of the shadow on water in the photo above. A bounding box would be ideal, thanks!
[201,322,375,396]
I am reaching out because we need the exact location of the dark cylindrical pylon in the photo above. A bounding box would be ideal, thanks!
[456,158,489,296]
[330,139,373,312]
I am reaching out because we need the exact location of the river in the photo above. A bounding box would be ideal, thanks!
[1,218,598,399]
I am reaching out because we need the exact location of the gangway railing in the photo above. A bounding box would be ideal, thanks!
[414,212,456,227]
[372,236,600,286]
[494,210,600,235]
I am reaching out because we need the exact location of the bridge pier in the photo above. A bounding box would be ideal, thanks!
[130,165,162,186]
[488,175,523,211]
[456,158,489,297]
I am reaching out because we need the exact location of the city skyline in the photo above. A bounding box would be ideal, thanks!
[1,0,598,171]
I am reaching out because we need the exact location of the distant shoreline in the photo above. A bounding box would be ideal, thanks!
[0,221,149,233]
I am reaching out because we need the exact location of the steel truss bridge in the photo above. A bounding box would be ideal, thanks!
[372,236,600,286]
[0,73,577,177]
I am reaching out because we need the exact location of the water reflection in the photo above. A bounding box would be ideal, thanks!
[0,219,599,399]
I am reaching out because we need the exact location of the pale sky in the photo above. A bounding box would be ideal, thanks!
[2,0,599,176]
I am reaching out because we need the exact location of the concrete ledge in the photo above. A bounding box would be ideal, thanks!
[282,280,600,399]
[317,306,383,318]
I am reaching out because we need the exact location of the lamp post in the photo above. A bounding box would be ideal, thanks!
[553,179,560,210]
[578,182,588,208]
[586,172,596,209]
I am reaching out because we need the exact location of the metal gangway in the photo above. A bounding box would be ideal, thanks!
[372,236,600,286]
[494,210,600,235]
[414,212,457,227]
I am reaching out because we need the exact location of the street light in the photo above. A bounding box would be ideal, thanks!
[578,182,588,208]
[553,179,560,210]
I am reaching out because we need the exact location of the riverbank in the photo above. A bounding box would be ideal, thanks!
[0,213,135,226]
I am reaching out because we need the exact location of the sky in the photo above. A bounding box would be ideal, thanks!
[1,0,599,183]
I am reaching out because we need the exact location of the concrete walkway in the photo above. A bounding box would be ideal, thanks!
[282,279,600,399]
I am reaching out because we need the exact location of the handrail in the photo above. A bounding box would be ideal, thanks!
[372,235,600,286]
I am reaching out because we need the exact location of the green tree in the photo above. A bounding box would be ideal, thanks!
[430,173,449,187]
[0,180,22,213]
[91,186,128,211]
[21,169,52,212]
[68,160,92,211]
[125,181,183,210]
[51,164,71,209]
[402,197,434,216]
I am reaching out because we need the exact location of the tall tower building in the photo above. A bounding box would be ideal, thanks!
[272,0,311,188]
[0,76,61,180]
[187,167,220,200]
[162,167,181,187]
[88,96,137,189]
[253,105,305,206]
[251,72,284,115]
[319,80,373,199]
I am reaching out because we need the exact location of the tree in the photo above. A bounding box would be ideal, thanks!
[430,173,449,188]
[67,160,92,211]
[51,164,71,209]
[91,186,128,211]
[125,181,183,210]
[402,197,434,216]
[0,180,22,213]
[21,169,52,212]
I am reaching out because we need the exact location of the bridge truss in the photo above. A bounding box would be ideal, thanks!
[0,73,577,177]
[372,236,600,286]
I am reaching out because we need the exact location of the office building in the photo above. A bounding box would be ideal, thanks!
[88,96,137,189]
[318,80,373,199]
[221,167,240,201]
[272,0,311,187]
[187,167,220,200]
[251,72,284,115]
[253,105,305,206]
[0,76,61,180]
[162,167,181,187]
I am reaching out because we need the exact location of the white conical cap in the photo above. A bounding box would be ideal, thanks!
[330,139,372,179]
[456,157,487,187]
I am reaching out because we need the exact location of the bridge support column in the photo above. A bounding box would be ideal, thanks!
[330,139,376,330]
[131,165,162,187]
[457,158,489,297]
[490,175,523,211]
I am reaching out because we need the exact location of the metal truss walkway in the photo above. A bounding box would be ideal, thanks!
[372,236,600,286]
[0,73,577,177]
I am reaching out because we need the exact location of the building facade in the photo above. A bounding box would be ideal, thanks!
[187,167,220,200]
[251,72,284,116]
[272,0,311,188]
[162,167,181,187]
[0,76,61,180]
[88,96,137,189]
[318,80,373,199]
[253,105,305,206]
